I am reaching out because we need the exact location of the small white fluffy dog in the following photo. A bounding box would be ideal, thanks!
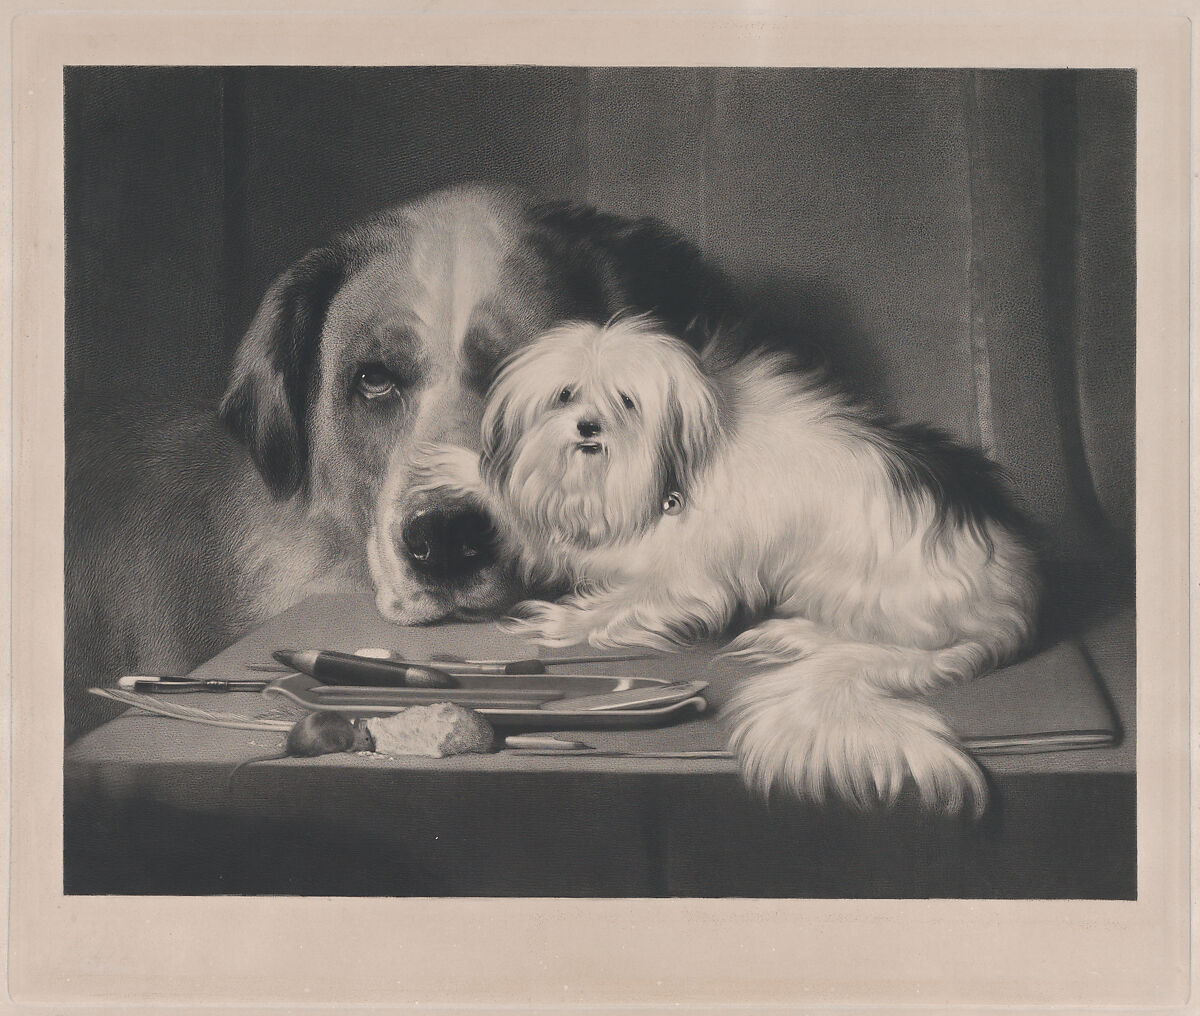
[416,316,1039,814]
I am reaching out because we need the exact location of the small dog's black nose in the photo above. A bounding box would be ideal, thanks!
[577,419,602,438]
[398,505,496,579]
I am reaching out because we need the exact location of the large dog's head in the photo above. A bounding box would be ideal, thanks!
[220,184,730,623]
[481,317,722,551]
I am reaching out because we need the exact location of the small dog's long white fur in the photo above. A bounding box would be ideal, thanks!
[414,316,1039,815]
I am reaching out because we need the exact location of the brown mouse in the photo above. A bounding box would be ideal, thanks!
[226,712,367,790]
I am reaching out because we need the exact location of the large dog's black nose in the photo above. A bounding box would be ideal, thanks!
[399,505,496,579]
[577,419,602,437]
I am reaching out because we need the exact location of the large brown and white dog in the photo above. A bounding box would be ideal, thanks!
[65,184,738,740]
[411,317,1039,814]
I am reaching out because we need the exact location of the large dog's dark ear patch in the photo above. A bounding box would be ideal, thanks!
[529,202,737,347]
[219,245,348,499]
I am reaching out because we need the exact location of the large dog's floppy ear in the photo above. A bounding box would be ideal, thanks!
[529,202,736,347]
[219,245,348,499]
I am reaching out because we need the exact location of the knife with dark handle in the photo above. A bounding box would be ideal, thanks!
[117,676,269,693]
[272,649,459,688]
[249,651,655,675]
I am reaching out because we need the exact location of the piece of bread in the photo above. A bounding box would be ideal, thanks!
[360,704,495,757]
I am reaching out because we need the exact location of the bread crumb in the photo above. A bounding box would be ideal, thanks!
[363,704,495,757]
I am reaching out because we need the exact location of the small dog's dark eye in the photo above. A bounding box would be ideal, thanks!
[558,387,572,403]
[619,392,635,410]
[356,365,397,400]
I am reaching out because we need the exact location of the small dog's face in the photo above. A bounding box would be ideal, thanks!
[482,319,720,548]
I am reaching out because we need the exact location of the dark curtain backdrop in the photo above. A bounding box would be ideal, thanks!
[64,67,1135,574]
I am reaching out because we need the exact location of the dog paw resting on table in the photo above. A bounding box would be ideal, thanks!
[410,316,1040,816]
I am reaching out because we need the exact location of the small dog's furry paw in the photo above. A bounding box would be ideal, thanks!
[502,599,593,647]
[504,597,686,652]
[727,671,987,817]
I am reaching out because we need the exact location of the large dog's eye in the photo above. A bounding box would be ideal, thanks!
[619,392,635,410]
[558,387,573,404]
[355,364,398,400]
